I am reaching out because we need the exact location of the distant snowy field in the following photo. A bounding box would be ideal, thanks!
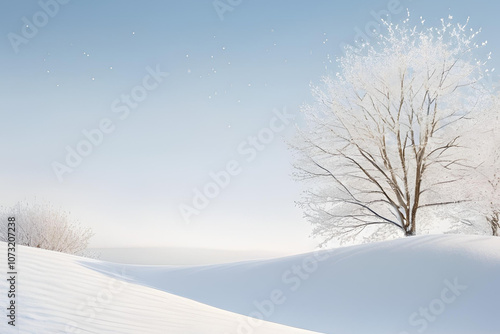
[91,246,290,265]
[1,235,499,333]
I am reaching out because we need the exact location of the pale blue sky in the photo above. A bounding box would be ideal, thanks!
[1,0,498,252]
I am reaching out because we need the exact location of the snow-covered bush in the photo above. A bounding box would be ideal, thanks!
[0,201,93,254]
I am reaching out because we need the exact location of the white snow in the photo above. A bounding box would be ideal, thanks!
[0,243,319,334]
[2,234,500,333]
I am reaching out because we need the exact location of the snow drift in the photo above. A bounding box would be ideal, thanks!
[0,243,319,334]
[1,234,500,334]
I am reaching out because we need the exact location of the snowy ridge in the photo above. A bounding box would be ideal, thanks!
[0,243,319,334]
[1,235,500,333]
[87,235,500,334]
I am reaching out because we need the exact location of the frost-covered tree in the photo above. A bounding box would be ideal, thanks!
[484,171,500,237]
[486,165,500,236]
[484,96,500,236]
[0,201,93,254]
[465,95,500,236]
[292,14,494,245]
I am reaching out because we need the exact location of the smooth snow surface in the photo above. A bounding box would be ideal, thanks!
[0,243,319,334]
[1,235,500,334]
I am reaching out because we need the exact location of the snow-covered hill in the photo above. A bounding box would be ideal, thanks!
[0,242,319,334]
[1,235,500,333]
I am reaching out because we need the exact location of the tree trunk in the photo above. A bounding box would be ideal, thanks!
[489,212,499,237]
